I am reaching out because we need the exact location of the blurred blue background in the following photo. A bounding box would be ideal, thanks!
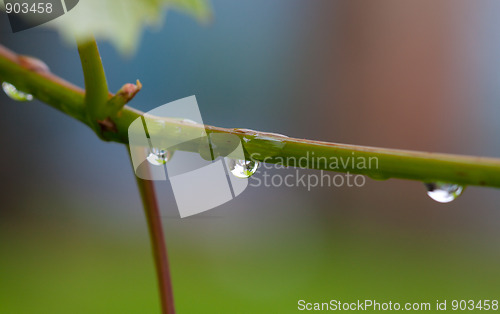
[1,0,500,313]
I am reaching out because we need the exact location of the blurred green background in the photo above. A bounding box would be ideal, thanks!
[1,0,500,313]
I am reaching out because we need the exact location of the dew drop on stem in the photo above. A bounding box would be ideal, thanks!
[424,182,464,203]
[2,82,33,101]
[228,159,259,178]
[147,148,172,166]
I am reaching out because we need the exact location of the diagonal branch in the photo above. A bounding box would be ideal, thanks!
[1,44,500,188]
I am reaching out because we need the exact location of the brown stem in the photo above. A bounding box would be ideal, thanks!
[130,149,175,314]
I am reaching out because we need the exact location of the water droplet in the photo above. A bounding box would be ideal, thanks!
[2,82,33,101]
[233,128,289,140]
[147,148,172,166]
[256,132,289,139]
[228,159,259,178]
[233,129,289,158]
[425,182,464,203]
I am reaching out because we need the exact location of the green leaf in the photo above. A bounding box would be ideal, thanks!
[47,0,212,54]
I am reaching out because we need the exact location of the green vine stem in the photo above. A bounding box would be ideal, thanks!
[77,38,110,119]
[1,44,500,188]
[77,38,126,138]
[129,147,175,314]
[75,40,175,314]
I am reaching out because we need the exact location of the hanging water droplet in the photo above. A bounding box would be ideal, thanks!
[233,129,288,157]
[147,148,171,166]
[228,159,259,178]
[2,82,33,101]
[424,182,464,203]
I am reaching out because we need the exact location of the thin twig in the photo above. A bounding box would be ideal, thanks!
[128,147,175,314]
